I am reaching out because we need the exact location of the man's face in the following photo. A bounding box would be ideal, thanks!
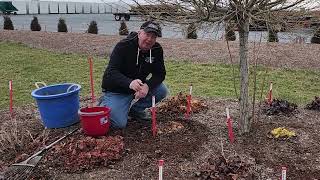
[138,30,157,50]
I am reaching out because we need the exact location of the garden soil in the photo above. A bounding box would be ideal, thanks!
[1,96,320,179]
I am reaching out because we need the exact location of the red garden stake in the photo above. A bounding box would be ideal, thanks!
[158,159,164,180]
[151,96,157,137]
[9,80,13,117]
[88,57,95,106]
[185,84,192,119]
[281,167,287,180]
[267,81,273,105]
[226,107,235,143]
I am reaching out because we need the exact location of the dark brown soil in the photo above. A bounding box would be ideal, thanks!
[1,96,320,179]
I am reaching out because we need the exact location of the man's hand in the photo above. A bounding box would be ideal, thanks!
[134,83,149,99]
[129,79,143,91]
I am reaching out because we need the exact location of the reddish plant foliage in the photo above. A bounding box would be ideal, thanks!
[44,135,124,172]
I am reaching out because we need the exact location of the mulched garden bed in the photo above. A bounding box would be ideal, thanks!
[1,95,320,179]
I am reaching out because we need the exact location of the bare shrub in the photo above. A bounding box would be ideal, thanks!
[0,118,30,154]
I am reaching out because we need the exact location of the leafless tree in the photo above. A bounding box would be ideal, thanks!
[132,0,316,134]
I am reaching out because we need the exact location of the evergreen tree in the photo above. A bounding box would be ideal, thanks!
[3,16,14,30]
[57,18,68,32]
[186,23,197,39]
[225,23,236,41]
[87,20,98,34]
[311,28,320,44]
[268,29,279,42]
[119,20,129,35]
[30,16,41,31]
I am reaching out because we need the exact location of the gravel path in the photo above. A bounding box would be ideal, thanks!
[1,30,320,70]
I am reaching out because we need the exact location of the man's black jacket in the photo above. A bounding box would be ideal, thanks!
[102,32,166,94]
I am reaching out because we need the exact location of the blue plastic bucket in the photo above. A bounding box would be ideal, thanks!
[31,83,81,128]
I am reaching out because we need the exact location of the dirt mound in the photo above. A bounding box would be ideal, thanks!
[263,99,298,116]
[195,155,253,179]
[157,92,208,120]
[305,96,320,111]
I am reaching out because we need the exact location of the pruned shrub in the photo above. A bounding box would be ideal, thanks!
[225,23,236,41]
[311,28,320,44]
[3,16,14,30]
[119,20,129,35]
[186,23,197,39]
[87,20,98,34]
[57,18,68,32]
[30,16,41,31]
[268,29,279,42]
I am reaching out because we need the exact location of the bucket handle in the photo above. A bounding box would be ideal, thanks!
[35,82,47,89]
[78,110,105,116]
[67,84,78,93]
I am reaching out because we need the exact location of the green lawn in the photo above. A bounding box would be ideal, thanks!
[0,42,319,109]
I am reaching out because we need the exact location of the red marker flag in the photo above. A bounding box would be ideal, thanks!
[281,167,287,180]
[88,57,95,106]
[267,82,273,105]
[185,84,192,119]
[151,96,157,137]
[226,108,235,143]
[158,159,164,180]
[9,80,13,116]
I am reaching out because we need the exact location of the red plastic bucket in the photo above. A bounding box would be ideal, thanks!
[79,106,111,136]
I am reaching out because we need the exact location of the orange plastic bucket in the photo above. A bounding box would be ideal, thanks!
[79,106,111,136]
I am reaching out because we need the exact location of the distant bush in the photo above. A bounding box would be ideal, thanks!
[30,16,41,31]
[268,29,279,42]
[3,16,14,30]
[186,23,197,39]
[87,20,98,34]
[119,20,128,36]
[311,28,320,44]
[225,23,236,41]
[57,18,68,32]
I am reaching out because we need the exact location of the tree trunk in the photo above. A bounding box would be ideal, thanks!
[238,19,250,134]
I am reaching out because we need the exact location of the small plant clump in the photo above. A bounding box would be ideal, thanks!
[30,16,41,31]
[44,135,124,172]
[263,99,297,116]
[87,20,98,34]
[305,96,320,111]
[119,20,129,36]
[57,18,68,32]
[195,155,252,179]
[3,16,14,30]
[186,23,197,39]
[157,92,208,120]
[311,28,320,44]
